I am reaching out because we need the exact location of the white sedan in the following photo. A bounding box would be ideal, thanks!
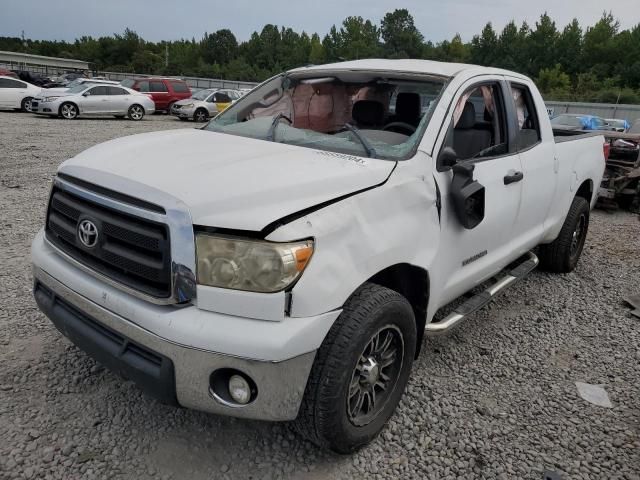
[0,75,42,112]
[32,84,155,120]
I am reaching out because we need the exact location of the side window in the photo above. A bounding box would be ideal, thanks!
[150,81,168,92]
[137,81,150,92]
[215,92,232,103]
[171,81,189,93]
[86,86,109,96]
[447,82,508,162]
[108,87,129,95]
[0,78,25,88]
[510,84,541,151]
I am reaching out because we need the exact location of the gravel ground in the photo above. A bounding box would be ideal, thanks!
[1,110,639,480]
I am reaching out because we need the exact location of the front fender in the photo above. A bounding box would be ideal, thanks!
[267,160,440,318]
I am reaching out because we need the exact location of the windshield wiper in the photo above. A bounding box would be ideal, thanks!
[267,112,286,142]
[343,123,377,158]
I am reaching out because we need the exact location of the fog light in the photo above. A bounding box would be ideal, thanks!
[228,374,251,405]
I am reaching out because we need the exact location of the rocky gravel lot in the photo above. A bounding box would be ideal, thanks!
[1,110,639,480]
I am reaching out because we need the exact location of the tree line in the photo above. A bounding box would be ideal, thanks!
[1,9,639,103]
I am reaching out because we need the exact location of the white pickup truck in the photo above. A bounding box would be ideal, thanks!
[32,60,606,453]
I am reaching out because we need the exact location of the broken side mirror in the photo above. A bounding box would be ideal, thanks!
[450,162,485,229]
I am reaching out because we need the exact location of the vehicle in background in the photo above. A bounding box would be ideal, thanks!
[551,114,610,131]
[0,75,42,112]
[43,78,119,94]
[0,68,19,79]
[238,87,253,96]
[32,59,606,453]
[608,120,640,160]
[211,89,241,112]
[12,70,51,87]
[605,118,630,132]
[32,84,154,120]
[170,88,219,122]
[120,78,191,112]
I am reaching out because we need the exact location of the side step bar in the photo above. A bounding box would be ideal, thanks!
[425,252,539,335]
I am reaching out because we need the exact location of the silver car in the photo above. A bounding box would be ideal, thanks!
[32,84,155,120]
[170,88,220,122]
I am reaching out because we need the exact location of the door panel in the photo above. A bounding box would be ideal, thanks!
[436,154,523,303]
[508,82,557,250]
[430,78,524,306]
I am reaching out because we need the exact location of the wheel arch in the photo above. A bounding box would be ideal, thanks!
[367,263,429,357]
[576,179,594,204]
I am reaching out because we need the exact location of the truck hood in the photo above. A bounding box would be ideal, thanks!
[59,129,395,231]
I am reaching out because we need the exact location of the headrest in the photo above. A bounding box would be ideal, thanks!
[352,100,384,127]
[395,92,421,122]
[456,102,476,129]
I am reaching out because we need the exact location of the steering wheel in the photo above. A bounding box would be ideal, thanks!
[382,122,416,135]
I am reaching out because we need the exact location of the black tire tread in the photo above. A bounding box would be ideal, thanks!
[293,282,414,451]
[538,196,589,273]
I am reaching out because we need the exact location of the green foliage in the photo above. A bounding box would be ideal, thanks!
[1,10,639,104]
[380,9,423,58]
[537,64,571,93]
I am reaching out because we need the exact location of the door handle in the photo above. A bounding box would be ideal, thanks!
[504,171,524,185]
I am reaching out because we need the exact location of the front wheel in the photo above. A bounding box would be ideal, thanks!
[538,196,590,273]
[59,102,78,119]
[128,104,145,121]
[21,97,34,113]
[193,108,208,123]
[294,283,416,453]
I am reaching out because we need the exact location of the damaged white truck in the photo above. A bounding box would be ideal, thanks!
[32,60,606,453]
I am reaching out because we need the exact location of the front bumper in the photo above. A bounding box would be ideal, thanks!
[170,105,195,119]
[33,266,316,420]
[32,99,59,114]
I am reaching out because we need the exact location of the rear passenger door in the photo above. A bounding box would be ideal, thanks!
[507,81,557,249]
[107,86,131,113]
[0,78,27,108]
[149,80,169,109]
[433,78,524,302]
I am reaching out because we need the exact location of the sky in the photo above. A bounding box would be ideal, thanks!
[1,0,639,44]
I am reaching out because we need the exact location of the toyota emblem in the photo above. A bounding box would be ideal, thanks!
[77,219,99,248]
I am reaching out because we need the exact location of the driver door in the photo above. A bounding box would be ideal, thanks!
[80,86,109,114]
[433,78,524,304]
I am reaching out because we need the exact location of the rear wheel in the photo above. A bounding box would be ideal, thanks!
[538,196,590,273]
[21,97,34,113]
[128,104,145,121]
[194,108,208,123]
[59,102,78,119]
[294,283,416,453]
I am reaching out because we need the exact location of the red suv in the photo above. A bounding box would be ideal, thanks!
[120,78,191,112]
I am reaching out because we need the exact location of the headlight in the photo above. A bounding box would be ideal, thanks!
[180,103,194,109]
[44,96,60,102]
[195,234,314,293]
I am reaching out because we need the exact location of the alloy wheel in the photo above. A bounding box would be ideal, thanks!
[347,325,404,427]
[130,106,144,120]
[61,104,77,119]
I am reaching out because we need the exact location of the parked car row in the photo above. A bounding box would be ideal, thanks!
[550,113,633,133]
[0,72,249,120]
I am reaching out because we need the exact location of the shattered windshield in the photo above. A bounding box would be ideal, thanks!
[205,72,447,160]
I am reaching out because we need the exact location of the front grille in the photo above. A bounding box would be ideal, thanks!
[45,186,171,298]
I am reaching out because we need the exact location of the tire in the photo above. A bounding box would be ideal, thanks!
[59,102,78,120]
[294,282,416,453]
[128,104,145,121]
[193,108,208,123]
[538,196,590,273]
[21,97,34,113]
[165,102,175,114]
